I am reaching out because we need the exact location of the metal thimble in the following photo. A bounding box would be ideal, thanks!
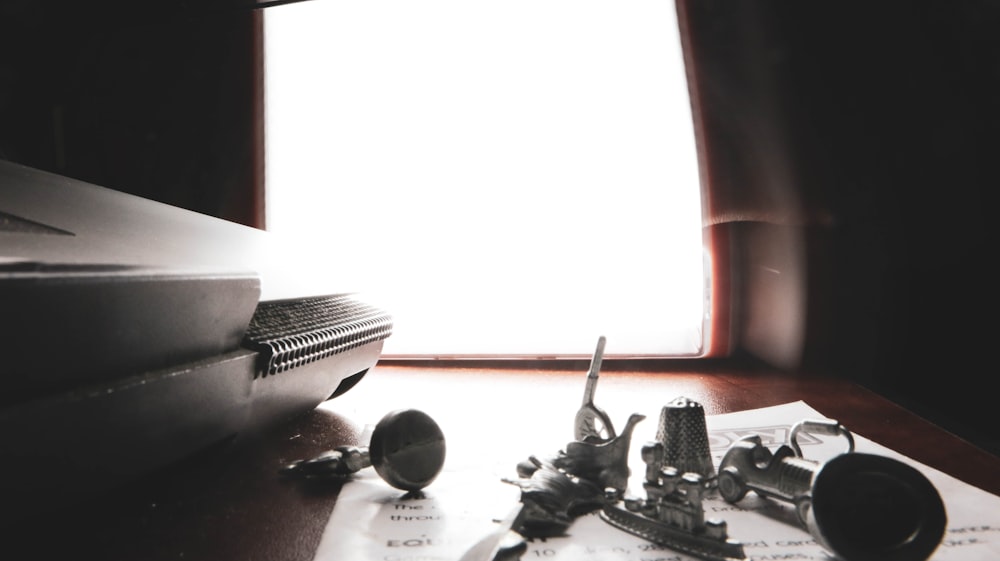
[654,396,716,480]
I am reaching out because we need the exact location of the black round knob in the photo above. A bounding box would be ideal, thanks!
[369,408,446,491]
[808,452,947,561]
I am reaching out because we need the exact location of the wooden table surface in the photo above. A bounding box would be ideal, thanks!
[11,360,999,560]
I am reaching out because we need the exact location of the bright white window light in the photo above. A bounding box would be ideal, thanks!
[264,0,706,358]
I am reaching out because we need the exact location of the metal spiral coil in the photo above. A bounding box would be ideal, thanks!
[242,294,393,377]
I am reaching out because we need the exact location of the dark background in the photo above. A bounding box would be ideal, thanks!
[0,0,264,227]
[2,0,998,454]
[683,1,999,454]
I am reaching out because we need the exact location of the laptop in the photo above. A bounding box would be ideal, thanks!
[0,160,392,518]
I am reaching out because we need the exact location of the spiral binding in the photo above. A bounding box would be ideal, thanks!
[242,295,393,378]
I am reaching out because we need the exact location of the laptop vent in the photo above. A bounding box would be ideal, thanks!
[243,295,392,377]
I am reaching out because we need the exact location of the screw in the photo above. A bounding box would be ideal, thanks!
[281,408,446,491]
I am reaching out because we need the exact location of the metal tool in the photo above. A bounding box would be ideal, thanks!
[574,335,616,442]
[281,408,446,492]
[718,419,946,561]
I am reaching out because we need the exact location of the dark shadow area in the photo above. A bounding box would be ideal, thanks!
[0,0,263,227]
[4,406,359,561]
[682,0,1000,457]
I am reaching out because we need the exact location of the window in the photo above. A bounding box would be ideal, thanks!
[263,0,706,358]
